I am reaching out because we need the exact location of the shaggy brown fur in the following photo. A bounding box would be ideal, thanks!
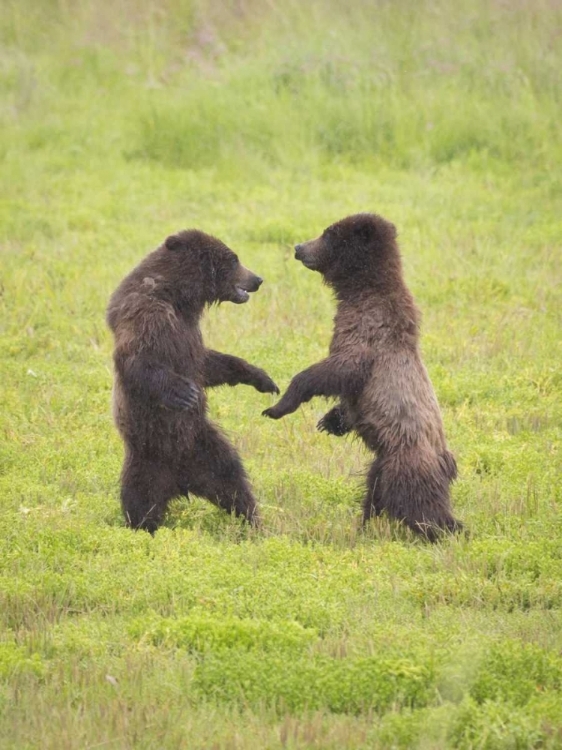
[107,229,278,532]
[263,213,462,541]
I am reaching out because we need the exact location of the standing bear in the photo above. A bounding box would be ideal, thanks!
[263,213,462,541]
[107,229,279,532]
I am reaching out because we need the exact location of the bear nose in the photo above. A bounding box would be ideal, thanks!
[255,276,263,287]
[294,244,303,259]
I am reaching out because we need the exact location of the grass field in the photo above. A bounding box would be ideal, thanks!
[1,1,562,747]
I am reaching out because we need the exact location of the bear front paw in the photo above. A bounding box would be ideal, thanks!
[255,374,280,395]
[317,407,348,436]
[262,405,282,419]
[162,378,200,411]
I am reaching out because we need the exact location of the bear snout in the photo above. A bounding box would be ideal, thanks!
[294,242,319,270]
[233,268,263,301]
[242,273,262,292]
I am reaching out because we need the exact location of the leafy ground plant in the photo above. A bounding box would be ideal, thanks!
[1,0,561,747]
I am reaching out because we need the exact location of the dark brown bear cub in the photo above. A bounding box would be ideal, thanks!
[263,213,462,541]
[107,229,278,532]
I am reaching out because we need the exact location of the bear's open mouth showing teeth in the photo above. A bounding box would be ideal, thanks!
[234,287,250,303]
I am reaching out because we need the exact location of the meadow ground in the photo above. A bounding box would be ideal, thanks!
[1,1,562,747]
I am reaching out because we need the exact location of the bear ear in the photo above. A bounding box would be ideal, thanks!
[365,216,397,243]
[164,234,184,251]
[387,221,397,239]
[358,220,376,243]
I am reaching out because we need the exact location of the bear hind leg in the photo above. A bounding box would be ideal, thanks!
[362,456,386,524]
[121,454,179,533]
[183,425,260,526]
[362,452,462,542]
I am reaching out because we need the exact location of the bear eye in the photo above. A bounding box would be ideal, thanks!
[215,255,238,279]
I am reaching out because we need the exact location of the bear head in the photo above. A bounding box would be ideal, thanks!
[162,230,263,306]
[294,213,399,294]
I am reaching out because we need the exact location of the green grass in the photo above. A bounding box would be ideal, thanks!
[1,0,562,747]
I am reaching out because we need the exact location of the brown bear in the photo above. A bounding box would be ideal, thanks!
[263,213,462,541]
[107,229,279,532]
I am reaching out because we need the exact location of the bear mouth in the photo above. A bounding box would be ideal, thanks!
[298,257,318,271]
[233,286,251,303]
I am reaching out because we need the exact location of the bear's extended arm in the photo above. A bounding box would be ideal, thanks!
[116,354,199,411]
[203,350,279,394]
[317,404,352,436]
[262,356,369,420]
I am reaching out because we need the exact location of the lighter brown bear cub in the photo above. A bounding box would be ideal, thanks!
[107,229,278,533]
[263,213,462,541]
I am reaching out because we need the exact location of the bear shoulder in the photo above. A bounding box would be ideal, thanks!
[107,287,181,345]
